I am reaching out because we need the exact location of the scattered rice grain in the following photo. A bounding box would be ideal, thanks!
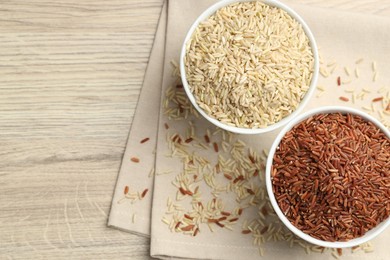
[131,157,140,163]
[355,58,364,64]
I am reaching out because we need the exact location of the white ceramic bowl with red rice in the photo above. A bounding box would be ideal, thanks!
[180,0,319,134]
[266,106,390,248]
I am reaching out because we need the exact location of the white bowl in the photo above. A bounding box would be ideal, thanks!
[180,0,319,134]
[265,106,390,248]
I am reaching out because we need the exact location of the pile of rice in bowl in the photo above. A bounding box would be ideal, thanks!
[184,1,315,128]
[272,112,390,242]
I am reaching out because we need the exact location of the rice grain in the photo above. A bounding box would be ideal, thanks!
[272,113,390,242]
[184,1,314,128]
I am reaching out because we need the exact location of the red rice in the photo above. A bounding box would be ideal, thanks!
[339,96,349,102]
[213,142,219,153]
[372,97,383,102]
[272,113,390,241]
[140,137,150,144]
[141,188,149,198]
[131,157,140,163]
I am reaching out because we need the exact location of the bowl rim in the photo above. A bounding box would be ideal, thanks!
[265,105,390,248]
[179,0,320,135]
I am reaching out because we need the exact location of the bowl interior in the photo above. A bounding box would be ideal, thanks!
[265,106,390,248]
[180,0,319,134]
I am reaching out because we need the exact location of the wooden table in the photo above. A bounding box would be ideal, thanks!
[1,0,388,259]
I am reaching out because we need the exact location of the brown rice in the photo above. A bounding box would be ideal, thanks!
[184,1,314,128]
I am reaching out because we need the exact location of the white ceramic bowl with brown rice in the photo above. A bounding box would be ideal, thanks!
[266,106,390,248]
[180,0,319,134]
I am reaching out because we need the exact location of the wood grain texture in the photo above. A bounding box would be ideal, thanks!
[0,0,388,259]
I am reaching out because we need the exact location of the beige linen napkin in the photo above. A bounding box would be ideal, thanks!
[150,1,390,260]
[108,0,390,259]
[108,3,167,236]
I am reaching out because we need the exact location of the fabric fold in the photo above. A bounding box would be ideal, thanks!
[108,2,167,236]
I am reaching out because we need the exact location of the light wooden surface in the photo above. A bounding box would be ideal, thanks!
[0,0,388,259]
